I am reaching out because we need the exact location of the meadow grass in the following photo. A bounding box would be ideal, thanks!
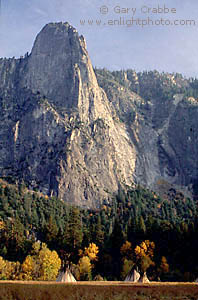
[0,282,198,300]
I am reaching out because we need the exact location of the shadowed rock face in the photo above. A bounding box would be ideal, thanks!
[0,22,198,208]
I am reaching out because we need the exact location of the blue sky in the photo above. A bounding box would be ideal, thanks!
[0,0,197,77]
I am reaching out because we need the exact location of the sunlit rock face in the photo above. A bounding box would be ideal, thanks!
[0,23,137,208]
[0,22,197,208]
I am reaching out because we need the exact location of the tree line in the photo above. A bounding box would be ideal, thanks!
[0,179,198,281]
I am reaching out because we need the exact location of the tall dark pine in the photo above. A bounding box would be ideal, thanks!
[67,207,83,257]
[109,218,125,279]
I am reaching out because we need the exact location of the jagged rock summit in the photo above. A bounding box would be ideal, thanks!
[0,22,198,208]
[0,22,136,207]
[23,22,93,110]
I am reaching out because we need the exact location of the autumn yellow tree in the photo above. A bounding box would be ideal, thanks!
[20,255,35,280]
[38,244,61,280]
[134,240,155,274]
[78,256,92,280]
[0,219,5,230]
[78,243,99,280]
[0,256,7,279]
[0,256,21,280]
[135,240,155,260]
[84,243,99,262]
[5,261,21,280]
[20,242,61,281]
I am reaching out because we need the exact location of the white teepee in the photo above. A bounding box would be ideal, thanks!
[125,268,140,282]
[138,272,150,283]
[56,268,76,282]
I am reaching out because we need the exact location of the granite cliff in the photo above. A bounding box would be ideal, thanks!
[0,22,198,208]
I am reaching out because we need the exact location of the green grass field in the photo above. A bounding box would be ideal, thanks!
[0,282,198,300]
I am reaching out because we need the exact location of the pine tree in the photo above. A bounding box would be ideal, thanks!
[95,215,104,248]
[44,216,58,249]
[67,207,83,259]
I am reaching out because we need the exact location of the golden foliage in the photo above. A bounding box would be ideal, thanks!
[78,243,99,280]
[78,256,92,280]
[0,241,61,281]
[20,255,35,280]
[120,241,132,258]
[78,256,92,273]
[0,219,5,230]
[79,243,99,262]
[84,243,99,262]
[20,242,61,281]
[78,249,84,257]
[135,245,145,258]
[0,256,7,279]
[135,240,155,259]
[134,240,155,273]
[38,247,61,280]
[31,241,41,255]
[0,257,20,280]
